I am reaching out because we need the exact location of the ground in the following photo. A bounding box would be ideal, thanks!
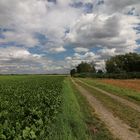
[0,75,140,140]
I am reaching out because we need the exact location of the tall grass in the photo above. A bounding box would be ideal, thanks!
[49,78,89,140]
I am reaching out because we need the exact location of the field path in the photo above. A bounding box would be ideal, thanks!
[71,79,140,140]
[76,79,140,112]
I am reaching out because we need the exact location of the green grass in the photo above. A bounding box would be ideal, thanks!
[76,79,140,134]
[70,79,116,140]
[50,78,116,140]
[80,78,140,105]
[1,75,135,139]
[49,78,90,140]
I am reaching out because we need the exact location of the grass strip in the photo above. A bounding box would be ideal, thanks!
[48,78,114,140]
[80,78,140,105]
[70,79,116,140]
[76,79,140,134]
[49,78,90,140]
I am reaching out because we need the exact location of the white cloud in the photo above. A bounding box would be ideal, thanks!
[65,52,99,67]
[66,13,139,52]
[0,0,82,49]
[65,51,107,71]
[0,46,70,74]
[49,46,66,53]
[74,47,89,53]
[0,0,140,73]
[97,48,117,58]
[0,47,41,62]
[0,47,49,74]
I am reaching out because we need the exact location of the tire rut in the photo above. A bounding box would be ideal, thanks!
[71,79,140,140]
[76,79,140,112]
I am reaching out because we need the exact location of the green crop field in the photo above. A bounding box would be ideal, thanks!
[1,75,139,140]
[0,75,65,139]
[0,75,115,140]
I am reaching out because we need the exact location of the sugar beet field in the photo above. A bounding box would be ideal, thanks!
[0,75,140,140]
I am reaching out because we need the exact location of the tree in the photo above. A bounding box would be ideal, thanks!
[70,69,76,77]
[76,62,96,73]
[97,69,103,74]
[106,53,140,73]
[123,53,140,72]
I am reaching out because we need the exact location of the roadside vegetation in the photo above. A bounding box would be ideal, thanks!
[50,78,115,140]
[70,79,116,140]
[50,78,90,140]
[80,78,140,105]
[70,52,140,79]
[75,79,140,134]
[0,75,117,140]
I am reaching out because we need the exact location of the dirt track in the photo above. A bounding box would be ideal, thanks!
[76,79,140,112]
[72,79,140,140]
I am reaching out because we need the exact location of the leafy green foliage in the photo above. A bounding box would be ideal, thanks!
[0,75,64,139]
[70,69,76,77]
[49,79,90,140]
[76,62,96,73]
[106,53,140,73]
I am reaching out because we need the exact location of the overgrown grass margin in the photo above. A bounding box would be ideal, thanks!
[49,78,89,140]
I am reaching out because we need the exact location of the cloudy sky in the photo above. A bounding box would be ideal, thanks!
[0,0,140,74]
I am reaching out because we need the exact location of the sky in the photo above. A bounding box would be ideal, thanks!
[0,0,140,74]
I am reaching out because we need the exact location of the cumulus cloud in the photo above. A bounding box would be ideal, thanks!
[65,52,99,67]
[0,0,140,73]
[64,0,140,70]
[74,47,89,53]
[0,0,81,48]
[0,46,70,74]
[97,48,117,58]
[49,46,66,53]
[0,47,48,73]
[0,47,41,62]
[66,13,139,50]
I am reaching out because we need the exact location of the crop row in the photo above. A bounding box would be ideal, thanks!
[0,76,64,140]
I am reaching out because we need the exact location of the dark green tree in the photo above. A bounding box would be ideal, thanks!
[70,69,76,77]
[76,62,96,73]
[123,53,140,72]
[106,53,140,73]
[97,69,103,74]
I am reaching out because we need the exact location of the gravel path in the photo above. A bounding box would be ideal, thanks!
[76,79,140,112]
[72,79,140,140]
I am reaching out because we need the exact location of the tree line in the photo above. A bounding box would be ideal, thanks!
[70,61,96,76]
[70,53,140,78]
[106,53,140,73]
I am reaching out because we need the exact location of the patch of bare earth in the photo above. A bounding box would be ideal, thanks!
[71,79,140,140]
[99,79,140,92]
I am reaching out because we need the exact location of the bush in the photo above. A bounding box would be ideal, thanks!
[73,72,140,79]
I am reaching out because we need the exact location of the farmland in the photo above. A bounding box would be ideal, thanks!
[0,75,64,139]
[79,78,140,104]
[74,78,140,138]
[0,75,140,140]
[98,79,140,92]
[0,75,114,140]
